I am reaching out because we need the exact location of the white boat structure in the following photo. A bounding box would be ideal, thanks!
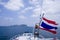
[10,33,59,40]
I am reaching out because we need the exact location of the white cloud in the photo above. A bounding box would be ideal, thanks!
[43,0,60,14]
[29,0,39,5]
[4,0,24,11]
[29,0,42,18]
[18,15,27,19]
[31,6,42,18]
[20,7,33,13]
[29,0,42,6]
[30,0,60,19]
[29,0,43,18]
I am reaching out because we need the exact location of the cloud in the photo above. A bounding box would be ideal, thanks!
[20,7,33,14]
[18,15,27,19]
[31,0,60,19]
[43,0,60,14]
[4,0,24,11]
[29,0,39,5]
[31,6,42,18]
[29,0,43,6]
[29,0,43,18]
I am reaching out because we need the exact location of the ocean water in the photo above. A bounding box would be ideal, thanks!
[0,25,60,40]
[0,25,33,40]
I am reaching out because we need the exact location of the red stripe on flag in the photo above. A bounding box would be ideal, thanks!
[40,27,57,34]
[43,17,58,25]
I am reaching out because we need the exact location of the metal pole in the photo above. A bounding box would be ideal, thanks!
[38,0,44,39]
[39,13,44,26]
[38,13,44,38]
[34,0,44,40]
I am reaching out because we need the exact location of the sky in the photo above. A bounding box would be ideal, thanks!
[0,0,60,26]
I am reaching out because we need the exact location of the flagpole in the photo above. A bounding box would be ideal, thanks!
[38,0,44,39]
[39,0,44,26]
[39,13,44,26]
[38,13,44,38]
[34,0,44,39]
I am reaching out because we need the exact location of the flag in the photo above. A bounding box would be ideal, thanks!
[43,17,58,25]
[39,17,58,34]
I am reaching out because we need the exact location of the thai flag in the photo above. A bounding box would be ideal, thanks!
[39,17,58,34]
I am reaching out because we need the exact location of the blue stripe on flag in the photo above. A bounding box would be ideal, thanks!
[41,22,57,29]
